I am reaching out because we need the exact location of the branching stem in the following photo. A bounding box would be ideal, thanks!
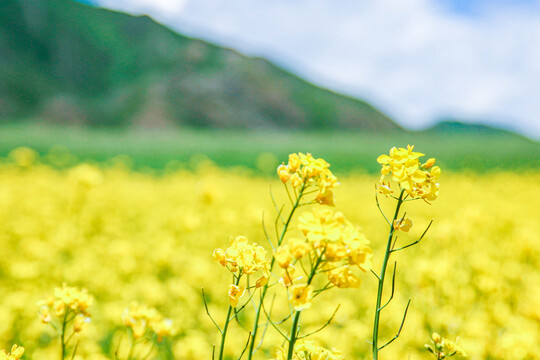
[372,189,405,359]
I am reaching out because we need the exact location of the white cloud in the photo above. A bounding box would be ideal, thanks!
[94,0,540,138]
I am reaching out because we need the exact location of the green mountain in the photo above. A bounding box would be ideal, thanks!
[424,120,526,138]
[0,0,401,131]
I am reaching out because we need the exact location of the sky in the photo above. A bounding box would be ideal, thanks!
[88,0,540,137]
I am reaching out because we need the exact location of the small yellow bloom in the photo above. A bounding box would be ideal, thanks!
[0,345,24,360]
[275,246,293,268]
[38,305,52,324]
[279,265,295,288]
[289,284,313,311]
[212,248,227,266]
[327,266,360,288]
[255,275,269,288]
[277,164,290,183]
[393,218,413,232]
[423,158,436,169]
[73,314,90,333]
[9,345,24,359]
[228,284,245,307]
[315,188,335,206]
[288,238,310,259]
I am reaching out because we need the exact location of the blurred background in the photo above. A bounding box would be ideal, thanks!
[1,0,539,172]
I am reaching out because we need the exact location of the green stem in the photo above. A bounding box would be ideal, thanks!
[372,189,405,360]
[60,310,69,360]
[286,250,324,360]
[126,331,134,360]
[247,184,306,360]
[218,273,242,360]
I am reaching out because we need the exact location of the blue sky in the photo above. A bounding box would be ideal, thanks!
[83,0,540,137]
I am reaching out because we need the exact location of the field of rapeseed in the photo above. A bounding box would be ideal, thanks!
[1,147,539,359]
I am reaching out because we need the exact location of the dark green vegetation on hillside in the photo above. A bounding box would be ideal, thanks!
[1,123,538,174]
[0,0,399,131]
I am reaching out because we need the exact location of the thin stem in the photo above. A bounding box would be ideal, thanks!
[126,330,135,360]
[218,274,242,360]
[247,183,306,360]
[372,189,405,360]
[378,299,411,351]
[60,310,69,360]
[391,220,433,253]
[202,288,223,334]
[297,305,340,339]
[286,250,324,360]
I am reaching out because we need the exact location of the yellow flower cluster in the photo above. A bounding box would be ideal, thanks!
[277,153,338,205]
[273,341,344,360]
[425,332,467,359]
[37,283,93,331]
[275,208,372,309]
[122,302,174,341]
[0,345,24,360]
[213,236,270,306]
[376,145,441,201]
[213,236,270,275]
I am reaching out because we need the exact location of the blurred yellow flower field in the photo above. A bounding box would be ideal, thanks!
[1,149,539,359]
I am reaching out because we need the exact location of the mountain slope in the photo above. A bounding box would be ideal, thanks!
[0,0,401,130]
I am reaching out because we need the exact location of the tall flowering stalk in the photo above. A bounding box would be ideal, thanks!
[37,284,94,360]
[208,153,344,360]
[121,302,174,360]
[276,208,372,360]
[247,153,339,359]
[371,145,441,359]
[212,236,270,360]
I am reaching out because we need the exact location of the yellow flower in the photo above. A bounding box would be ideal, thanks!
[288,238,310,259]
[277,164,291,183]
[275,245,293,268]
[38,305,52,324]
[122,302,173,340]
[228,284,246,307]
[212,248,227,267]
[347,242,373,272]
[289,284,313,311]
[327,266,360,288]
[377,145,441,201]
[315,188,335,206]
[255,275,269,288]
[0,345,24,360]
[272,341,345,360]
[279,265,295,288]
[393,218,413,232]
[214,236,269,275]
[425,332,467,359]
[298,209,342,244]
[153,318,174,342]
[73,314,90,333]
[277,153,338,204]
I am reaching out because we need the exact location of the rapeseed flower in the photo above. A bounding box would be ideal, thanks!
[273,340,345,360]
[296,208,372,271]
[0,345,24,360]
[122,302,173,340]
[290,284,314,311]
[425,332,467,359]
[393,218,413,232]
[228,284,246,307]
[277,152,339,205]
[377,145,441,201]
[37,283,94,320]
[213,236,270,277]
